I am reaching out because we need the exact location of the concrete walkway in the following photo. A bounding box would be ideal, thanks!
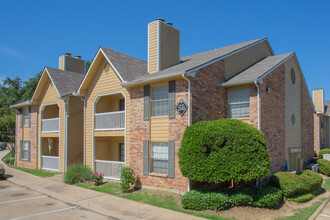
[2,162,203,220]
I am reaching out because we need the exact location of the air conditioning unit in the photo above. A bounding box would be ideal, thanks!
[307,163,318,173]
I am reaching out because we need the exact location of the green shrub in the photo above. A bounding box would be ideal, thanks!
[270,170,322,199]
[178,119,270,183]
[314,150,318,157]
[319,149,330,159]
[120,166,135,192]
[3,157,9,163]
[181,187,282,210]
[9,157,15,165]
[63,163,92,184]
[317,159,330,176]
[91,171,104,186]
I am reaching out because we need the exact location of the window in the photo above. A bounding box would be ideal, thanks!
[151,142,168,174]
[23,107,30,127]
[151,84,168,117]
[22,141,30,160]
[119,143,125,162]
[321,117,324,129]
[229,88,250,118]
[119,99,125,111]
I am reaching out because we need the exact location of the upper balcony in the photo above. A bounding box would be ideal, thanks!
[42,104,59,133]
[94,93,125,132]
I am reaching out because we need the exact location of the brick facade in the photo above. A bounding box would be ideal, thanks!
[15,106,38,169]
[314,113,320,152]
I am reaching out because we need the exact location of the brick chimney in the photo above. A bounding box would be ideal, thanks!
[148,18,180,74]
[59,53,85,74]
[313,88,325,113]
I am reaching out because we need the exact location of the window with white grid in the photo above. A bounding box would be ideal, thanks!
[23,107,30,126]
[151,84,168,117]
[151,142,168,174]
[23,141,30,160]
[229,88,250,118]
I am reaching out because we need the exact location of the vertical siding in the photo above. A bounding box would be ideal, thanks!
[85,57,130,169]
[224,41,272,80]
[38,76,65,172]
[148,21,158,73]
[160,22,180,70]
[285,57,302,160]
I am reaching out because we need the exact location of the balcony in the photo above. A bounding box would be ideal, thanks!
[95,111,125,131]
[95,160,125,180]
[42,155,59,171]
[42,118,59,133]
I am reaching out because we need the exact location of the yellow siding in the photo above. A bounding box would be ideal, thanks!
[96,93,122,113]
[38,75,65,172]
[224,41,272,80]
[94,131,125,137]
[151,116,169,142]
[313,89,324,113]
[23,127,30,141]
[41,133,59,138]
[95,137,124,161]
[85,57,130,169]
[285,57,301,160]
[59,56,64,70]
[160,22,180,70]
[43,105,59,119]
[148,21,158,73]
[67,96,84,166]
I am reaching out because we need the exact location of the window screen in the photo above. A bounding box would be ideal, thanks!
[229,88,250,118]
[151,142,168,174]
[151,85,169,117]
[119,143,125,162]
[23,141,29,160]
[23,107,30,126]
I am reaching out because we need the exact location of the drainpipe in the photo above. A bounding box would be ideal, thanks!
[81,97,86,165]
[182,73,191,191]
[254,80,261,187]
[64,98,70,172]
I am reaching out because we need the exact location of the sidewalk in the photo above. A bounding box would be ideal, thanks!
[3,165,203,220]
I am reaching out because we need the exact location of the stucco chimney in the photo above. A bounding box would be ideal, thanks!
[313,88,325,113]
[148,18,180,74]
[59,53,85,74]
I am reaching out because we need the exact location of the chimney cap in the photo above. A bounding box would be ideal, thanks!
[75,55,81,59]
[156,18,165,22]
[166,22,173,26]
[65,52,71,56]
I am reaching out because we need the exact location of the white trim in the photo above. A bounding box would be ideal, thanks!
[157,20,161,72]
[147,23,150,73]
[186,38,268,76]
[41,168,60,172]
[42,155,59,159]
[41,117,59,121]
[94,111,125,116]
[11,206,77,220]
[95,159,125,164]
[95,128,125,131]
[41,131,59,133]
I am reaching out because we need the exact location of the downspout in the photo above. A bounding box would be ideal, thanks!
[81,97,86,165]
[182,73,191,191]
[64,98,69,172]
[254,80,260,187]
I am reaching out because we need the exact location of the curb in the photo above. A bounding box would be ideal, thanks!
[308,196,330,220]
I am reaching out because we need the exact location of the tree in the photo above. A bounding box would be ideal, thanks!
[178,119,270,184]
[21,71,42,101]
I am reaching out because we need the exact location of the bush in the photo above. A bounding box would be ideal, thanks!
[91,171,104,186]
[63,163,92,184]
[120,166,135,192]
[317,159,330,176]
[270,170,322,200]
[314,150,318,157]
[181,186,282,210]
[9,157,15,165]
[178,119,270,183]
[319,149,330,159]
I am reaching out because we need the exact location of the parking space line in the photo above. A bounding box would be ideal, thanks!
[0,195,47,204]
[0,188,21,192]
[320,214,330,218]
[9,206,77,220]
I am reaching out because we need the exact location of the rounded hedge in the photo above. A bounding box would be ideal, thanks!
[319,149,330,159]
[178,119,270,183]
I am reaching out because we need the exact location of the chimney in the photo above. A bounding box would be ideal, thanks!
[313,88,325,113]
[59,53,85,74]
[148,18,180,74]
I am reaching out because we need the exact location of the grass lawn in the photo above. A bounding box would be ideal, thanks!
[276,198,326,220]
[323,178,330,191]
[9,166,59,178]
[2,152,13,161]
[75,182,231,220]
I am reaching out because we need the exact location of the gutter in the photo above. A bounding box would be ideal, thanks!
[254,80,261,130]
[182,73,191,192]
[81,97,86,165]
[64,98,70,172]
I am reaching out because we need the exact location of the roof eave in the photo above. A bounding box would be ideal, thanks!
[222,80,256,87]
[122,72,185,87]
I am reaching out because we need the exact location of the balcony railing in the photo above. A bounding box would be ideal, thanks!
[95,111,125,131]
[95,160,125,180]
[42,118,59,133]
[42,155,59,171]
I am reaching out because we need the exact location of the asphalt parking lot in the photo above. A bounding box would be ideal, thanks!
[0,179,112,220]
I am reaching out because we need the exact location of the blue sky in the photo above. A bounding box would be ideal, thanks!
[1,1,329,98]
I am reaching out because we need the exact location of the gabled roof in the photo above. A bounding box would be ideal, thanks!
[222,52,294,87]
[10,100,32,109]
[122,38,272,87]
[46,67,84,97]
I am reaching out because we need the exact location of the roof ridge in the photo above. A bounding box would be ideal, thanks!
[100,46,147,63]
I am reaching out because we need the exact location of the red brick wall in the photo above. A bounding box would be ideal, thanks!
[191,60,227,123]
[128,79,189,192]
[301,79,314,161]
[15,106,38,169]
[259,64,286,174]
[314,113,320,152]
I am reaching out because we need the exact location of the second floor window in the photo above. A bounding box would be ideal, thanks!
[23,107,30,127]
[229,88,250,118]
[151,84,168,117]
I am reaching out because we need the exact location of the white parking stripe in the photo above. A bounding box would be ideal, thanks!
[0,195,47,204]
[9,206,77,220]
[320,213,330,218]
[0,188,21,192]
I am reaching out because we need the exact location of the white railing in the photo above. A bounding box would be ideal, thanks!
[42,118,59,133]
[95,111,125,131]
[42,155,59,171]
[95,160,125,180]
